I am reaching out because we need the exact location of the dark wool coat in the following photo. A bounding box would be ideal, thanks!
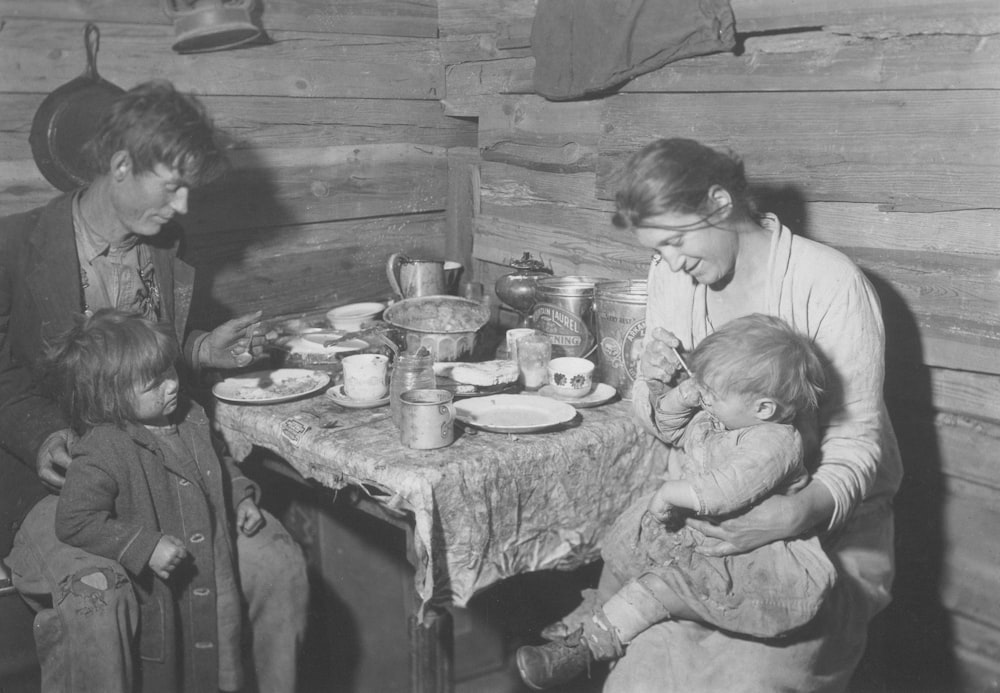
[54,398,256,693]
[0,191,202,555]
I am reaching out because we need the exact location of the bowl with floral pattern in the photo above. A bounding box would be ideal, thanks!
[547,357,595,399]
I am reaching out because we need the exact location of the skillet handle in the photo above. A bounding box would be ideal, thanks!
[83,22,101,80]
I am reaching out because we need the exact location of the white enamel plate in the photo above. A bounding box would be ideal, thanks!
[455,394,578,433]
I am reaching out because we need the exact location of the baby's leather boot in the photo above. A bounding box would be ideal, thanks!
[516,628,592,691]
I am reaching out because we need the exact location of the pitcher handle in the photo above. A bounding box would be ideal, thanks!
[386,253,408,299]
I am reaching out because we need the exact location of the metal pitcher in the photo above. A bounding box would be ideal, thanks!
[386,253,447,298]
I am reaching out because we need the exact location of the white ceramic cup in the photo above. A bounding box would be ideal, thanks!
[342,353,389,400]
[547,356,595,399]
[399,388,456,450]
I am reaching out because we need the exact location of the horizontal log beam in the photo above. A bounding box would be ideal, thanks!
[625,33,1000,93]
[443,31,1000,116]
[0,93,475,164]
[0,143,450,228]
[730,0,1000,35]
[886,364,1000,424]
[184,144,449,234]
[598,91,1000,211]
[0,0,438,37]
[847,247,1000,372]
[0,18,443,99]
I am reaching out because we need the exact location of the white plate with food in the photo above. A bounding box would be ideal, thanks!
[538,382,617,409]
[325,384,390,409]
[455,394,577,433]
[213,369,330,404]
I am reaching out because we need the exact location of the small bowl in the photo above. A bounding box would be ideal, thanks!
[326,302,385,331]
[547,357,595,399]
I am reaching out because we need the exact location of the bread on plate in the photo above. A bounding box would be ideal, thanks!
[433,359,519,387]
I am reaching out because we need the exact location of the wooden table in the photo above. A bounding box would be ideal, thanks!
[213,387,666,691]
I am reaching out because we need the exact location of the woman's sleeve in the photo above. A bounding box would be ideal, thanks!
[55,449,160,576]
[807,269,886,530]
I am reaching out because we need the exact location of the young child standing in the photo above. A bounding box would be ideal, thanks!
[48,309,263,693]
[517,314,838,690]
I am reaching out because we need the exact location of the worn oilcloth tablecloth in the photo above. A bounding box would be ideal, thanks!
[213,393,666,610]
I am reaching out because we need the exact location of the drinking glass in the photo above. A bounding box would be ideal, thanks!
[516,333,551,391]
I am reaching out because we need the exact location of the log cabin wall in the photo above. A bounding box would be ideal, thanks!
[1,1,998,690]
[0,0,477,332]
[440,0,1000,690]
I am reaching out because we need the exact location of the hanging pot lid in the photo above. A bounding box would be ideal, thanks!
[29,23,125,192]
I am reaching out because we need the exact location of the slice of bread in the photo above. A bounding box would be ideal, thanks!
[433,360,520,386]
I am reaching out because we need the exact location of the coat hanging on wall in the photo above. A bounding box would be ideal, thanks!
[530,0,737,101]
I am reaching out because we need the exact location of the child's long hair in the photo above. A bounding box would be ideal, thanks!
[688,314,825,423]
[44,309,179,434]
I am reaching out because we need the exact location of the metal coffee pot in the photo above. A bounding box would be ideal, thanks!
[494,252,553,327]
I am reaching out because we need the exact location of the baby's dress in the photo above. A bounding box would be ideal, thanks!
[603,408,837,638]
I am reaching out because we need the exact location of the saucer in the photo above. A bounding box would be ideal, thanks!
[326,384,389,409]
[538,382,617,408]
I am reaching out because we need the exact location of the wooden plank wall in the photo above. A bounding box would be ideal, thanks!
[0,0,477,330]
[440,0,1000,689]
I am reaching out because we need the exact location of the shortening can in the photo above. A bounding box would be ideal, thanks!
[531,276,607,360]
[594,279,648,401]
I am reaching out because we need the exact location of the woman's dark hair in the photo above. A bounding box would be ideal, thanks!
[689,313,825,423]
[83,79,228,187]
[43,309,179,434]
[612,138,758,230]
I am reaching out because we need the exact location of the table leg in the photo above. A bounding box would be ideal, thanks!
[411,609,453,693]
[249,451,456,692]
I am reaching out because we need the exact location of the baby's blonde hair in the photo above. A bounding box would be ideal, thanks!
[689,314,825,423]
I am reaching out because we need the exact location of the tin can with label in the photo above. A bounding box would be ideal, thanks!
[594,279,648,400]
[531,276,607,359]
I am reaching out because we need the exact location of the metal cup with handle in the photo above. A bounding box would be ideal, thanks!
[398,389,455,450]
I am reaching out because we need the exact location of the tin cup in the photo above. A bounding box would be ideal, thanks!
[399,388,456,449]
[342,353,389,401]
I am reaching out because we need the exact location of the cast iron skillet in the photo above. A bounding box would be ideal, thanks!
[29,22,125,191]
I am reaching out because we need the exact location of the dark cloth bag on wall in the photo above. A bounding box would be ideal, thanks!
[531,0,737,101]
